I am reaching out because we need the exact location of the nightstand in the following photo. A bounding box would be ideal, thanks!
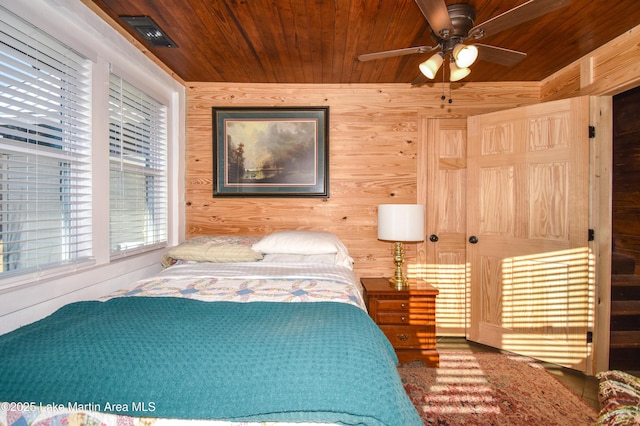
[361,277,439,367]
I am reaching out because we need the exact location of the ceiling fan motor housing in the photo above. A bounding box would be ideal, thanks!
[432,3,476,49]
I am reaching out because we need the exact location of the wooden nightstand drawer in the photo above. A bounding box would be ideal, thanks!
[377,310,435,325]
[375,298,435,312]
[376,299,412,311]
[377,312,411,325]
[381,325,436,349]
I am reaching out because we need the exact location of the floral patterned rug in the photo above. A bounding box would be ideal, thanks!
[398,351,598,426]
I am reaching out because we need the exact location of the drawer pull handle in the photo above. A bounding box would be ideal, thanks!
[397,334,410,341]
[401,303,406,309]
[401,316,407,322]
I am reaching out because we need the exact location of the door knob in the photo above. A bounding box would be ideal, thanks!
[429,234,439,242]
[469,236,479,244]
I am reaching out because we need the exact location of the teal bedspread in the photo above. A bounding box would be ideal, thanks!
[0,297,422,425]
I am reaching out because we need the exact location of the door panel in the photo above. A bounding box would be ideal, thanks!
[467,97,592,372]
[417,118,467,336]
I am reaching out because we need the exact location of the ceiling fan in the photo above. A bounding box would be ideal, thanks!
[358,0,571,83]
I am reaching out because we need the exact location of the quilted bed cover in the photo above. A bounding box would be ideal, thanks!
[0,262,422,426]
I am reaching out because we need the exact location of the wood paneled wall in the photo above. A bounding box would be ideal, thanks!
[186,82,538,279]
[613,86,640,272]
[542,25,640,101]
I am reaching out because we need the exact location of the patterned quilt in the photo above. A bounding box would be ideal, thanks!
[0,262,421,426]
[102,262,367,309]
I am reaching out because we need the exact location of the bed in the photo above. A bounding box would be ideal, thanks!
[0,231,422,426]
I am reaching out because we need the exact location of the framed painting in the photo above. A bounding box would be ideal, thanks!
[212,106,329,197]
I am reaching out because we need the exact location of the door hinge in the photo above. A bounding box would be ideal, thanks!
[589,125,596,138]
[586,331,593,343]
[588,229,595,241]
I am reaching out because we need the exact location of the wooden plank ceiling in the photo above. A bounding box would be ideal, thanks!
[85,0,640,84]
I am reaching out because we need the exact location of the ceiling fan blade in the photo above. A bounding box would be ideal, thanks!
[414,0,453,39]
[468,0,570,40]
[476,44,527,67]
[358,45,437,62]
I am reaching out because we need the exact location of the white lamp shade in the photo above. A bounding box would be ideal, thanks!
[378,204,425,242]
[419,53,443,79]
[452,43,478,68]
[450,61,471,82]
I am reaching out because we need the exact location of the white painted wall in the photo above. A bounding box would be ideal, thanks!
[0,0,186,335]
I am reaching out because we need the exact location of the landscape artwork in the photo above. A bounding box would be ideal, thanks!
[213,107,328,197]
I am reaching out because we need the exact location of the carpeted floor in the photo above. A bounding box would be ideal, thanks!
[398,351,598,426]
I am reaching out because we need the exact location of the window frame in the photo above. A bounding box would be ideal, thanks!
[0,6,93,279]
[108,73,168,259]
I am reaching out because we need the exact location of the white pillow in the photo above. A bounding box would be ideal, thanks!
[252,231,340,254]
[252,231,354,269]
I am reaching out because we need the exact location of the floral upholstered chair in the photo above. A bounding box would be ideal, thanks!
[595,370,640,425]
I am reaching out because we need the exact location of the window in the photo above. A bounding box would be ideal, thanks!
[109,74,167,257]
[0,7,92,276]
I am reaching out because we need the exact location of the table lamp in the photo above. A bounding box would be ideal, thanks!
[377,204,425,288]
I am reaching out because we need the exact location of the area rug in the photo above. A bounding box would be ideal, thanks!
[398,351,598,426]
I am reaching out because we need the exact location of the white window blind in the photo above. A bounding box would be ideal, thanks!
[0,7,92,277]
[109,73,167,258]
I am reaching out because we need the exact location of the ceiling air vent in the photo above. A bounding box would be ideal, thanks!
[120,16,178,48]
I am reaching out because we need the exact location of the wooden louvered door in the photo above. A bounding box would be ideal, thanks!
[466,97,592,372]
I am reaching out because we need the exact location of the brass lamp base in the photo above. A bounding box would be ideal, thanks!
[389,241,409,289]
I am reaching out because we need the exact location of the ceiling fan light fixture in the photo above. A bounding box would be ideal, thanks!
[452,43,478,68]
[450,61,471,82]
[419,52,443,79]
